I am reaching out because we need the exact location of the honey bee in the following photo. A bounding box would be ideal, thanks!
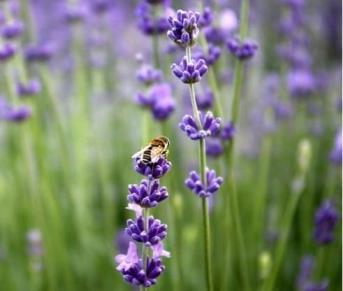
[132,136,170,165]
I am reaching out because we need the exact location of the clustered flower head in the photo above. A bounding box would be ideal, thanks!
[0,43,16,61]
[179,111,221,140]
[0,97,31,122]
[136,1,170,35]
[136,83,175,121]
[185,168,223,198]
[136,64,162,86]
[171,56,208,84]
[17,80,41,97]
[115,153,171,288]
[314,200,339,245]
[297,255,329,291]
[227,37,258,60]
[167,10,200,48]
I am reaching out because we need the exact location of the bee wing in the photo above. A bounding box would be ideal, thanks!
[150,146,163,163]
[131,148,145,160]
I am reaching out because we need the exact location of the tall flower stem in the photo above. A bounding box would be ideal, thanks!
[186,45,213,291]
[224,0,251,289]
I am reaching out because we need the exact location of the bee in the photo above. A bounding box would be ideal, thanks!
[132,136,170,165]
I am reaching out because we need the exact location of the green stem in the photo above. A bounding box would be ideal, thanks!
[262,174,305,291]
[186,45,213,291]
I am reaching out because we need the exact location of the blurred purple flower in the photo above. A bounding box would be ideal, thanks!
[196,89,213,110]
[185,168,223,198]
[1,20,24,39]
[136,64,162,86]
[227,37,258,60]
[329,129,342,165]
[0,98,31,122]
[179,111,221,140]
[221,121,235,141]
[115,230,130,254]
[17,80,41,97]
[0,43,16,61]
[204,26,227,45]
[195,44,221,66]
[25,43,55,62]
[287,69,316,97]
[198,7,213,28]
[206,138,223,157]
[314,200,339,245]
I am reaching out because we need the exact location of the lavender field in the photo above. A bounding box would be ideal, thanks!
[0,0,341,290]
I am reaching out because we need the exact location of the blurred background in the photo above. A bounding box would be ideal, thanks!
[0,0,341,290]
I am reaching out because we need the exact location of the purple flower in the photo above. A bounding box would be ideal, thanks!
[0,43,16,61]
[297,255,315,289]
[25,43,54,62]
[179,111,221,140]
[1,20,24,39]
[196,89,213,110]
[17,80,41,97]
[198,7,213,28]
[0,98,31,122]
[287,69,316,97]
[63,5,88,23]
[185,168,223,198]
[126,216,167,246]
[136,2,170,35]
[115,241,140,272]
[221,121,235,141]
[314,200,339,245]
[128,179,168,208]
[91,0,111,14]
[195,44,221,66]
[204,26,227,45]
[206,138,223,157]
[115,230,131,254]
[150,84,175,120]
[329,129,342,166]
[136,83,175,121]
[136,64,162,86]
[167,10,200,48]
[227,37,258,60]
[117,256,165,287]
[302,280,329,291]
[171,56,208,84]
[134,157,172,179]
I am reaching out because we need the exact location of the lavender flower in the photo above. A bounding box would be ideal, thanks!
[136,64,162,86]
[206,138,224,157]
[167,10,200,48]
[63,5,88,24]
[185,168,223,198]
[25,43,54,62]
[116,153,171,288]
[227,37,258,60]
[196,89,213,110]
[0,43,16,61]
[136,83,175,121]
[198,7,213,28]
[314,200,339,245]
[17,80,41,97]
[204,26,227,45]
[287,69,316,97]
[134,157,171,179]
[136,2,170,35]
[221,121,235,141]
[171,57,208,84]
[0,98,31,122]
[128,179,168,208]
[302,281,329,291]
[1,20,24,39]
[195,44,221,66]
[126,216,167,246]
[179,111,221,140]
[329,129,342,165]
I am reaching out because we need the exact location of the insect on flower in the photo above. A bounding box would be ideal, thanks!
[132,136,170,165]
